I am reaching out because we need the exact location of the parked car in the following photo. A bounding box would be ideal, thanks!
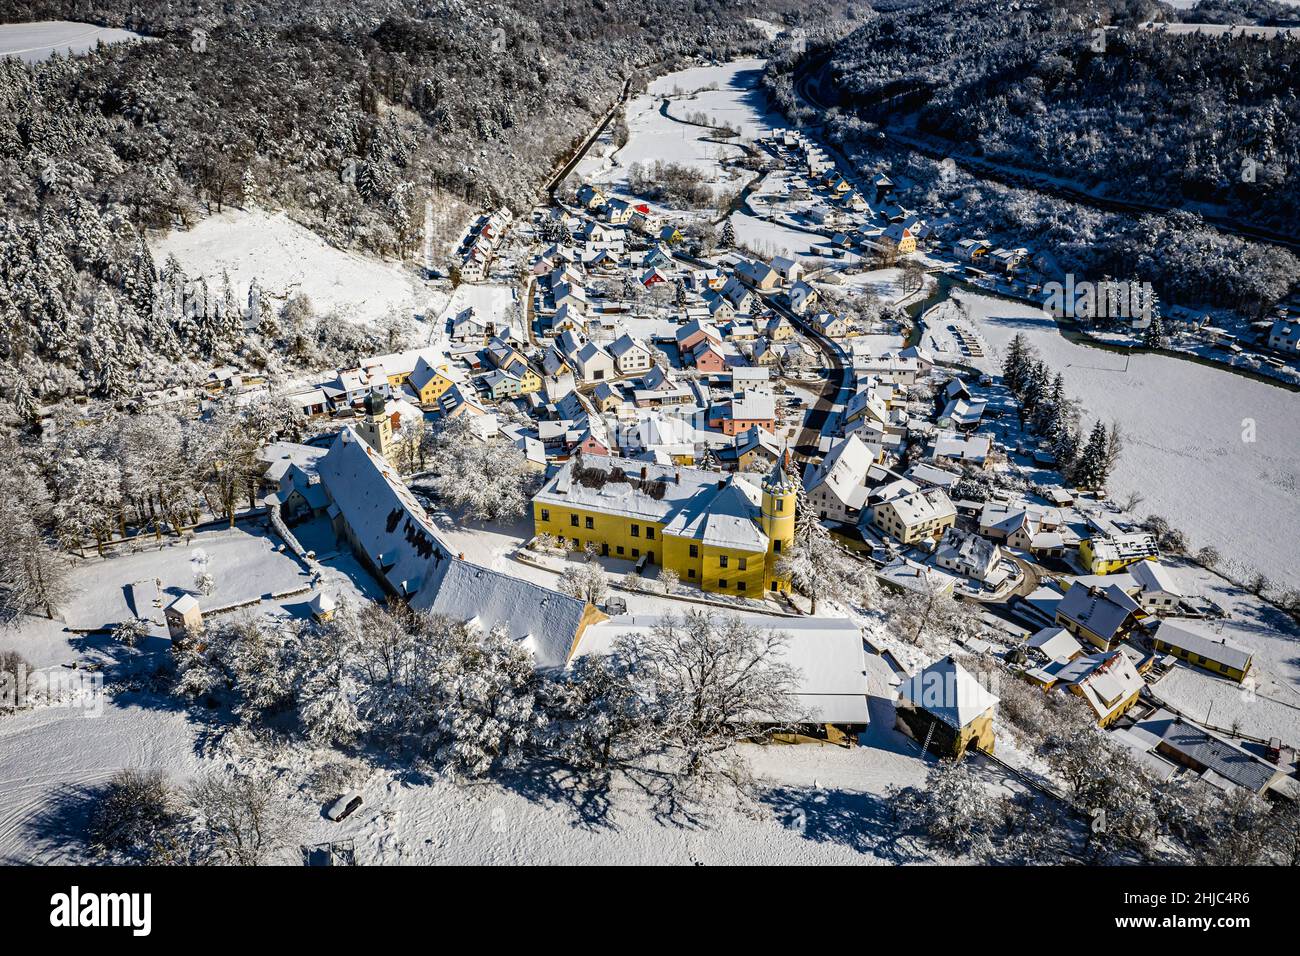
[326,792,364,822]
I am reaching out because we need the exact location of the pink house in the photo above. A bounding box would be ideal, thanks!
[676,318,723,354]
[692,341,728,373]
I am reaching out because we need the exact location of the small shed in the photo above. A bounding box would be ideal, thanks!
[310,591,337,624]
[896,656,999,758]
[164,594,203,639]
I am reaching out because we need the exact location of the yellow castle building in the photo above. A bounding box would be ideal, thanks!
[532,452,799,595]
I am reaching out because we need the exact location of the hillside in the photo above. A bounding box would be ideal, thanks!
[825,0,1299,238]
[0,0,839,416]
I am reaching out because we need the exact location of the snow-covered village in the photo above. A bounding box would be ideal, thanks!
[1,0,1300,894]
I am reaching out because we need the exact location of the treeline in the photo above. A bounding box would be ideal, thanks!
[0,394,304,626]
[1001,329,1123,490]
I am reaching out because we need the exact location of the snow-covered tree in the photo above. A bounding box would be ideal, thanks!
[417,414,540,521]
[558,562,609,606]
[777,488,857,613]
[894,758,1000,856]
[187,772,297,866]
[296,604,366,746]
[614,611,800,780]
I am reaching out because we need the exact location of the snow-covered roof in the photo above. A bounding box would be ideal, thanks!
[663,478,767,552]
[309,591,336,614]
[883,487,956,527]
[167,593,200,615]
[413,558,594,670]
[574,614,869,724]
[898,656,999,729]
[1026,626,1083,665]
[804,434,875,510]
[1134,710,1279,794]
[1152,620,1252,672]
[536,455,770,551]
[318,428,452,599]
[1129,560,1183,597]
[1053,651,1144,721]
[259,441,327,485]
[935,527,999,572]
[1055,583,1137,642]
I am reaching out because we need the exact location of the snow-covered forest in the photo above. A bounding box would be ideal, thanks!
[829,0,1300,236]
[0,0,840,414]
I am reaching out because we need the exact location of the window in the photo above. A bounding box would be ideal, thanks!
[570,514,579,527]
[738,557,747,571]
[689,545,699,557]
[616,546,624,555]
[773,540,782,554]
[719,555,729,568]
[738,582,746,592]
[631,524,640,537]
[688,569,696,578]
[777,499,784,512]
[585,516,594,530]
[719,579,728,589]
[631,548,639,558]
[646,527,655,540]
[541,509,550,522]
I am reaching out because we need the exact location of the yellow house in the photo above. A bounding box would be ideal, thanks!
[1078,533,1159,574]
[513,364,542,394]
[896,656,998,758]
[1151,620,1252,683]
[531,452,797,596]
[409,357,458,405]
[765,314,795,342]
[1054,582,1143,651]
[1025,650,1144,727]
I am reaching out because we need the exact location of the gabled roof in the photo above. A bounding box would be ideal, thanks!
[318,428,452,599]
[1153,620,1252,672]
[1027,626,1083,665]
[608,333,649,360]
[1130,560,1183,597]
[412,558,594,670]
[804,434,874,509]
[1056,583,1137,641]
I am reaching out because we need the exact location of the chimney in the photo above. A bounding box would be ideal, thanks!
[674,470,680,484]
[717,479,726,490]
[641,466,648,481]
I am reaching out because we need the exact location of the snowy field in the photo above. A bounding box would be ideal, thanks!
[0,690,943,865]
[0,20,147,63]
[152,207,426,325]
[576,59,777,205]
[1142,20,1300,36]
[955,291,1300,591]
[651,59,786,141]
[0,698,208,864]
[733,209,834,260]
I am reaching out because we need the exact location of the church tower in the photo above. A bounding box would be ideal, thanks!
[760,450,799,592]
[356,389,394,463]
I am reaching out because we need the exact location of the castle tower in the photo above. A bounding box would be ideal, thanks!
[356,389,394,462]
[760,450,799,592]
